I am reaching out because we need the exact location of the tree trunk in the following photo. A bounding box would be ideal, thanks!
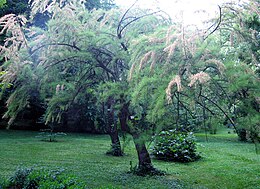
[251,132,260,155]
[107,124,123,156]
[106,97,123,156]
[117,101,163,175]
[131,132,162,176]
[118,100,130,132]
[132,132,152,168]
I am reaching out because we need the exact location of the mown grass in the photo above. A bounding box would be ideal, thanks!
[0,129,259,189]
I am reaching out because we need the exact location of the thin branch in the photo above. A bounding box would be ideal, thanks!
[204,5,222,40]
[179,92,216,116]
[119,10,162,37]
[29,43,81,56]
[117,0,138,37]
[116,0,161,51]
[96,59,116,80]
[172,93,196,119]
[200,94,238,132]
[202,65,221,74]
[44,56,78,69]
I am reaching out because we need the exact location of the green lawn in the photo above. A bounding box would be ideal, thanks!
[0,129,259,189]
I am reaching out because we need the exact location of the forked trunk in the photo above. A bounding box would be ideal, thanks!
[106,98,123,156]
[118,101,129,132]
[118,101,162,175]
[108,124,123,156]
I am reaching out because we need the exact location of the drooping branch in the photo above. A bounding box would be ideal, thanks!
[118,10,162,38]
[202,65,221,74]
[117,0,162,51]
[43,56,78,69]
[96,59,116,80]
[172,93,196,119]
[70,70,97,105]
[200,94,238,132]
[76,67,96,85]
[116,0,138,38]
[89,46,114,61]
[88,46,120,81]
[210,78,233,105]
[179,92,216,116]
[204,5,222,40]
[29,43,81,56]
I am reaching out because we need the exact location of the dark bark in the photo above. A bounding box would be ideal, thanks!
[131,132,163,176]
[119,102,151,167]
[251,131,260,155]
[203,5,222,40]
[117,99,154,171]
[117,101,163,175]
[132,132,152,167]
[108,127,122,156]
[106,97,123,156]
[118,100,130,132]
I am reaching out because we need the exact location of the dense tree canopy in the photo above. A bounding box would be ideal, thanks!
[0,0,259,174]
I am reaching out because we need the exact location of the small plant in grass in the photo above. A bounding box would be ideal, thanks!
[36,129,67,142]
[7,167,86,189]
[151,129,201,162]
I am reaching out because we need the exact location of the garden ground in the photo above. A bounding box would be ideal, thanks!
[0,129,259,189]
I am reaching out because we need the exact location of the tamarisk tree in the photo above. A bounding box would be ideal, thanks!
[126,0,255,171]
[0,0,125,148]
[127,20,232,172]
[218,0,260,151]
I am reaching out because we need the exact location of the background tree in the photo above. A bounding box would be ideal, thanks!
[217,0,260,151]
[0,0,128,155]
[126,17,235,172]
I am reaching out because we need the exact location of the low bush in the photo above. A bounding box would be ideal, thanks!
[151,129,201,162]
[35,129,67,142]
[5,167,86,189]
[8,167,32,188]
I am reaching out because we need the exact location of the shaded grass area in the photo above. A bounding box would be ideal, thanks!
[0,130,181,189]
[0,129,259,189]
[172,129,260,189]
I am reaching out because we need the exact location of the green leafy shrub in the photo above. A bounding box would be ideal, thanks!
[151,130,201,162]
[7,167,86,189]
[8,167,32,188]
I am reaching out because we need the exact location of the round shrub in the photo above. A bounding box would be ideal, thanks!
[7,167,86,189]
[151,129,201,162]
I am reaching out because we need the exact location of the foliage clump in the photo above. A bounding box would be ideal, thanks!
[151,130,201,163]
[3,166,86,189]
